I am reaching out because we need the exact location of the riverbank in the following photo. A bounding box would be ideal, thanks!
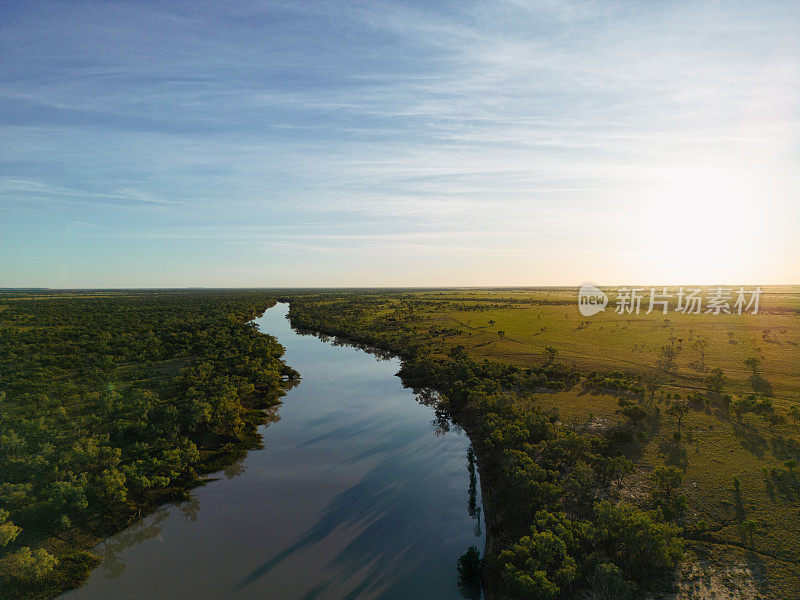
[58,302,483,600]
[284,293,692,599]
[286,308,523,597]
[0,291,297,600]
[287,318,499,597]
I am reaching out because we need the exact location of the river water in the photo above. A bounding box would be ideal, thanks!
[60,303,483,600]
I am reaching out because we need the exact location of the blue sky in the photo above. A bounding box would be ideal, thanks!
[2,0,799,287]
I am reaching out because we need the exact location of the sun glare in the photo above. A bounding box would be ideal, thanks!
[637,165,767,284]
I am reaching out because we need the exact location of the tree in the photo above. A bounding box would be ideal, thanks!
[741,519,757,548]
[744,356,760,374]
[0,509,21,547]
[765,413,786,430]
[649,466,687,519]
[704,368,725,395]
[789,405,800,430]
[594,501,682,583]
[621,404,648,428]
[544,346,558,364]
[2,547,59,581]
[691,335,709,371]
[449,345,467,360]
[457,546,482,599]
[644,371,664,404]
[667,402,689,432]
[501,530,578,600]
[658,343,681,372]
[731,396,757,423]
[588,562,630,599]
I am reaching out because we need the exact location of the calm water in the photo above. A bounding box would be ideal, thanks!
[60,303,483,600]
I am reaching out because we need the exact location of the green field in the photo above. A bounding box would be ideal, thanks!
[284,286,800,599]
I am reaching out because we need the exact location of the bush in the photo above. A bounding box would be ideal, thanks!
[501,530,578,599]
[1,547,59,581]
[588,562,631,599]
[594,501,682,585]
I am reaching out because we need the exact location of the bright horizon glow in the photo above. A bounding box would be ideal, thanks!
[636,163,771,285]
[1,1,799,287]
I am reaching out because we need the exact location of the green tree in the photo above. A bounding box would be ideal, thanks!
[544,346,558,364]
[643,371,664,404]
[621,404,648,428]
[0,509,22,547]
[790,405,800,430]
[588,562,631,600]
[594,501,682,583]
[501,530,578,600]
[449,345,467,360]
[667,402,689,432]
[649,466,687,519]
[457,546,482,599]
[658,343,681,372]
[691,335,709,371]
[744,356,760,374]
[731,396,757,423]
[2,547,59,581]
[704,367,725,395]
[765,412,786,430]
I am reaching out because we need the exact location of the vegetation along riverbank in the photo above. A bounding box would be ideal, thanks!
[283,287,800,600]
[2,286,797,599]
[0,290,298,599]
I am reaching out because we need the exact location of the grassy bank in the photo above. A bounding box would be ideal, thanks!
[283,287,799,599]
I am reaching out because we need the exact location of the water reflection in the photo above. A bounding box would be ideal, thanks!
[235,451,455,598]
[293,328,396,362]
[61,304,483,600]
[467,447,482,538]
[224,457,247,480]
[411,388,464,438]
[96,508,170,579]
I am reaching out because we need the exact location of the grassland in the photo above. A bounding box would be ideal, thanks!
[284,286,799,599]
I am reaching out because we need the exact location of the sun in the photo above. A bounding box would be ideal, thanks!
[636,165,767,284]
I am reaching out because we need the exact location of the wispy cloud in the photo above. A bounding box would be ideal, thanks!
[1,0,798,286]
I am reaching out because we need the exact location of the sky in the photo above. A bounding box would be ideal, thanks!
[1,0,799,287]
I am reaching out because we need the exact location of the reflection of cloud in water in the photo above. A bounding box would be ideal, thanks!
[234,448,464,599]
[295,412,400,450]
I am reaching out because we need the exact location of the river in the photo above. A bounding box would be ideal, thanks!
[60,302,483,600]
